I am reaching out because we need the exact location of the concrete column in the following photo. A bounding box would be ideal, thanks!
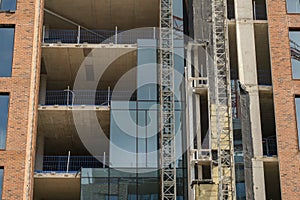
[194,46,203,179]
[39,74,47,105]
[35,134,44,171]
[234,1,266,200]
[186,44,195,200]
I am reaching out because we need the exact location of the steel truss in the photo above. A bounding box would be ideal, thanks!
[212,0,235,199]
[159,0,176,199]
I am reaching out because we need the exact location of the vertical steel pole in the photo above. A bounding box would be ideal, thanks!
[66,86,70,106]
[77,25,81,44]
[108,86,111,106]
[103,152,106,168]
[66,151,71,173]
[115,26,118,44]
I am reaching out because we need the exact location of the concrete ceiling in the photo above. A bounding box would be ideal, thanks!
[42,47,137,90]
[38,110,110,155]
[44,0,159,30]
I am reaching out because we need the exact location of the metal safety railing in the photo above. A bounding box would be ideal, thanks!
[262,135,277,156]
[43,27,158,44]
[42,89,137,106]
[190,149,212,163]
[38,155,109,173]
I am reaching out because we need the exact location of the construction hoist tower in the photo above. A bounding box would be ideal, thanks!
[159,0,176,199]
[212,0,235,199]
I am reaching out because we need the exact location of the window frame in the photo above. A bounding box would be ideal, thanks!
[0,94,10,150]
[0,25,15,77]
[286,0,300,14]
[295,96,300,150]
[0,0,17,12]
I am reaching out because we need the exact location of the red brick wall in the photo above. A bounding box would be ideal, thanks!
[267,0,300,199]
[0,0,43,199]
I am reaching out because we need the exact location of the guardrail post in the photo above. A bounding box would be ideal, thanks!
[66,151,71,173]
[115,26,118,44]
[66,86,70,106]
[103,152,106,168]
[108,86,111,106]
[77,25,81,44]
[42,25,45,43]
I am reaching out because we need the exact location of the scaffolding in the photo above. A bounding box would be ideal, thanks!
[212,0,235,199]
[159,0,176,199]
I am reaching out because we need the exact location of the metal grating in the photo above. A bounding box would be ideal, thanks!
[159,0,176,199]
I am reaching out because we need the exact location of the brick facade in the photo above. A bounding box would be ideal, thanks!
[0,0,42,199]
[267,0,300,199]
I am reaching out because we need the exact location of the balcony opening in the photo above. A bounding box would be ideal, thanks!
[264,162,281,200]
[39,48,137,106]
[227,0,235,20]
[255,23,272,86]
[43,0,159,45]
[259,92,277,157]
[253,0,267,20]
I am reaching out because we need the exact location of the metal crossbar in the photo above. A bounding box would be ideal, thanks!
[159,0,176,199]
[43,29,157,44]
[41,156,108,172]
[43,90,137,106]
[212,0,235,199]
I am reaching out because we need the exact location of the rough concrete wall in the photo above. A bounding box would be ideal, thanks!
[239,84,254,200]
[190,0,215,103]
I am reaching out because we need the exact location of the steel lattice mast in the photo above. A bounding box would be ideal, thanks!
[212,0,235,199]
[159,0,176,199]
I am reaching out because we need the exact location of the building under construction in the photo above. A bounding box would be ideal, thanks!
[2,0,300,199]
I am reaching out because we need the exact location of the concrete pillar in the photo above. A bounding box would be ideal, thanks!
[35,134,44,171]
[194,46,203,179]
[186,44,195,200]
[39,74,47,105]
[234,0,266,200]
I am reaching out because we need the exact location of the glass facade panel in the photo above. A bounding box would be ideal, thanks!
[295,97,300,150]
[0,0,16,11]
[81,169,160,200]
[0,95,9,149]
[0,27,14,77]
[289,31,300,79]
[287,0,300,13]
[82,1,186,199]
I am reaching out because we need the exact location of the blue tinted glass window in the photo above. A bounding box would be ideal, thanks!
[289,31,300,79]
[0,95,9,149]
[287,0,300,13]
[0,27,14,77]
[295,97,300,150]
[0,0,16,11]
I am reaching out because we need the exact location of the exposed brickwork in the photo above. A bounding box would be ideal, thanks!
[267,0,300,199]
[0,0,42,199]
